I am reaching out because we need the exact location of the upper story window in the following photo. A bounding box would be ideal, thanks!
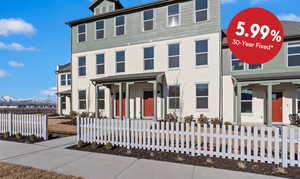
[78,57,86,77]
[67,74,72,85]
[196,83,208,109]
[168,4,180,27]
[78,90,87,110]
[61,96,66,110]
[144,47,154,70]
[231,54,261,71]
[168,43,180,68]
[97,89,105,110]
[297,89,300,113]
[116,51,125,73]
[195,0,208,22]
[78,24,86,42]
[288,42,300,67]
[115,16,125,36]
[60,74,66,86]
[241,89,253,113]
[195,40,208,65]
[143,10,154,31]
[168,85,180,109]
[96,20,105,40]
[96,54,105,75]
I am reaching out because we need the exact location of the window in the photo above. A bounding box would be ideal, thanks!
[78,24,86,42]
[231,54,262,71]
[196,83,208,109]
[288,42,300,67]
[96,20,105,40]
[144,47,154,70]
[168,43,180,68]
[195,0,208,22]
[78,57,86,77]
[115,16,125,36]
[116,51,125,73]
[143,10,154,31]
[67,74,72,85]
[60,74,66,86]
[241,89,253,113]
[168,4,180,27]
[98,89,105,110]
[169,86,180,109]
[297,89,300,113]
[61,96,66,110]
[78,90,86,110]
[195,40,208,65]
[96,54,105,75]
[102,6,106,13]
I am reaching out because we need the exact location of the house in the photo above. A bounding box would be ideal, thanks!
[62,0,221,120]
[56,63,72,115]
[222,21,300,126]
[57,0,300,126]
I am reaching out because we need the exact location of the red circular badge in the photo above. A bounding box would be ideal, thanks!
[227,8,284,64]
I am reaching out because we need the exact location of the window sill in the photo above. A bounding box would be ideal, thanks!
[195,65,209,69]
[168,68,180,71]
[196,109,209,113]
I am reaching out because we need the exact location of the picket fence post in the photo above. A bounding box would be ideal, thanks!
[77,117,80,142]
[282,126,288,168]
[43,115,48,140]
[8,113,12,136]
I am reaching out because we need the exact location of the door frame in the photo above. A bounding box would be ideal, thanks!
[142,90,154,119]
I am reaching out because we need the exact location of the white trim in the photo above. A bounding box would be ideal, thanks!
[194,0,209,23]
[230,52,263,71]
[96,53,105,75]
[142,9,155,32]
[166,3,181,28]
[287,42,300,67]
[241,89,253,114]
[168,85,181,110]
[195,82,209,111]
[195,39,209,66]
[78,56,87,77]
[143,46,155,71]
[78,89,87,110]
[115,50,126,73]
[95,20,105,40]
[297,88,300,114]
[168,42,181,69]
[77,24,87,43]
[114,15,126,36]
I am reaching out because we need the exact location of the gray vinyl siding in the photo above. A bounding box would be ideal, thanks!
[72,0,220,53]
[222,40,300,76]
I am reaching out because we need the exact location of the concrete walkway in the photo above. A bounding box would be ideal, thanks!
[0,137,287,179]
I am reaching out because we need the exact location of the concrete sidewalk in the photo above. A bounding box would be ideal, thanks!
[0,137,287,179]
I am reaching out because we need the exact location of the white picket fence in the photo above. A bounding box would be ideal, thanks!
[0,113,48,140]
[77,118,300,168]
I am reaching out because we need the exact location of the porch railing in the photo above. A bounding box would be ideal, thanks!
[77,118,300,168]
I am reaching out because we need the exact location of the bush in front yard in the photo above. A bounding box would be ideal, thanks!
[184,115,194,123]
[165,113,178,122]
[77,140,85,148]
[28,135,37,142]
[16,133,22,140]
[104,143,113,150]
[197,114,209,125]
[3,132,10,138]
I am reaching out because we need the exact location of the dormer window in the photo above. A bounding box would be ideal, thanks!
[78,24,86,43]
[115,16,125,36]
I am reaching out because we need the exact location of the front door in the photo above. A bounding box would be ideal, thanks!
[272,92,283,122]
[144,91,154,117]
[115,93,126,117]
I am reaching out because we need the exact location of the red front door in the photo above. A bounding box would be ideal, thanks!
[272,92,283,122]
[144,91,154,117]
[116,93,126,117]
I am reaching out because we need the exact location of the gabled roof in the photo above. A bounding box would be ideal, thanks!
[89,0,124,11]
[56,63,71,73]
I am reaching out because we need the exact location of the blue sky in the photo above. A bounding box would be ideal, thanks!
[0,0,299,100]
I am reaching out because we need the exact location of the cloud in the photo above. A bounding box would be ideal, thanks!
[0,41,36,51]
[8,61,24,67]
[222,0,237,4]
[40,87,57,96]
[278,13,300,22]
[0,18,36,36]
[0,70,10,78]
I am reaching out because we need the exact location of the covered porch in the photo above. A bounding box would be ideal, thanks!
[57,89,72,115]
[91,72,165,120]
[233,73,300,127]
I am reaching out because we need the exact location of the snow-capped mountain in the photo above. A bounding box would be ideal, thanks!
[0,96,55,106]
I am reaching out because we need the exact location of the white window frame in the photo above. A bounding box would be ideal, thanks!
[196,83,209,110]
[195,0,208,23]
[67,74,72,85]
[143,9,154,31]
[95,20,105,40]
[78,90,87,110]
[168,85,180,109]
[288,42,300,67]
[78,56,86,77]
[241,89,253,114]
[231,54,262,71]
[96,54,105,75]
[144,46,155,71]
[115,16,125,36]
[116,50,125,73]
[297,89,300,114]
[77,24,86,43]
[195,40,208,66]
[97,88,105,110]
[168,43,180,69]
[60,74,66,86]
[167,4,180,27]
[61,96,66,110]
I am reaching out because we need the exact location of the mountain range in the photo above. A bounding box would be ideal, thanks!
[0,96,55,106]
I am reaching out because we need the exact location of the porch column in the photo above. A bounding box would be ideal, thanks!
[95,85,99,118]
[267,84,273,127]
[107,85,113,119]
[236,85,242,126]
[126,82,130,119]
[119,83,123,120]
[153,81,158,121]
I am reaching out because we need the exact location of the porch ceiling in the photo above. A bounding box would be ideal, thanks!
[91,72,165,84]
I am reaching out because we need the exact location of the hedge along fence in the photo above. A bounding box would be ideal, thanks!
[0,113,48,140]
[77,118,300,168]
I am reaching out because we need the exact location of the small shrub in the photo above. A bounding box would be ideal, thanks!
[184,115,193,123]
[90,113,96,118]
[16,133,22,140]
[289,114,300,127]
[77,140,85,148]
[176,156,184,162]
[197,114,209,125]
[237,162,247,169]
[272,167,288,175]
[104,143,113,150]
[28,135,37,142]
[224,121,233,126]
[69,111,78,120]
[91,142,98,150]
[3,132,10,138]
[210,119,222,126]
[126,150,132,155]
[150,152,155,157]
[206,158,214,165]
[80,112,89,118]
[165,113,178,122]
